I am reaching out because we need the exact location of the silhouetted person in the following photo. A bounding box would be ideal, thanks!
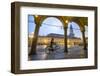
[49,38,55,52]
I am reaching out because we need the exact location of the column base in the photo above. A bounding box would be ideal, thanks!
[29,51,36,56]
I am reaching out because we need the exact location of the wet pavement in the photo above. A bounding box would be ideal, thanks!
[28,45,87,60]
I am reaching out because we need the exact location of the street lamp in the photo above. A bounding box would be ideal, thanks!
[65,20,68,23]
[35,15,38,18]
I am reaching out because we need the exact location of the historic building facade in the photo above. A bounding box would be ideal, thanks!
[28,25,84,48]
[28,35,82,48]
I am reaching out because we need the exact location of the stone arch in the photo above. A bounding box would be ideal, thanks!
[29,15,69,55]
[38,16,66,27]
[39,17,64,35]
[29,15,87,55]
[70,17,88,32]
[70,17,88,50]
[38,16,69,53]
[67,21,82,47]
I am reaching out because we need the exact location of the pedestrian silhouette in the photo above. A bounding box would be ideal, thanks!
[49,38,55,52]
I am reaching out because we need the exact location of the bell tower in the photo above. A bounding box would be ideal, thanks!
[69,24,74,38]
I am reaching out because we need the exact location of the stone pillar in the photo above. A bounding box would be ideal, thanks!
[64,26,68,53]
[29,16,40,56]
[82,29,87,50]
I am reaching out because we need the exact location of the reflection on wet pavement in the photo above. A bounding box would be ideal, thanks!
[29,45,87,60]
